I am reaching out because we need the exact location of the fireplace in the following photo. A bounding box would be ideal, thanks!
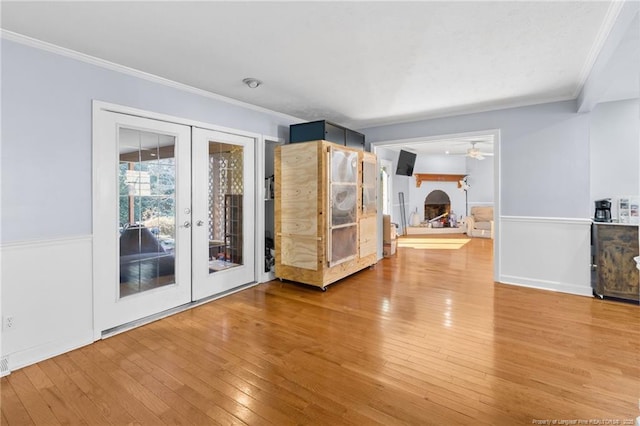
[424,190,450,221]
[406,189,464,235]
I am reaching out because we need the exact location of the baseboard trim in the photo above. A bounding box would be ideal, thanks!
[2,330,94,376]
[500,274,593,297]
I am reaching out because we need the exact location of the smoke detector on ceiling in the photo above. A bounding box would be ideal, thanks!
[242,78,262,89]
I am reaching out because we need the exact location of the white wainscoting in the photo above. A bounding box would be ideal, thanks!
[499,216,593,297]
[1,236,94,375]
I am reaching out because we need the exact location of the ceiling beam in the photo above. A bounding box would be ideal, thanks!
[577,1,639,113]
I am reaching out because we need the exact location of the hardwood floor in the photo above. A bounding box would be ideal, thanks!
[2,235,639,425]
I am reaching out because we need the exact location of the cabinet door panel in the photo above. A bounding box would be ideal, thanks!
[362,159,377,214]
[328,146,359,266]
[330,225,357,265]
[345,129,365,149]
[281,235,318,270]
[594,224,639,301]
[280,144,318,236]
[325,122,346,145]
[359,216,377,257]
[330,149,358,183]
[331,184,358,226]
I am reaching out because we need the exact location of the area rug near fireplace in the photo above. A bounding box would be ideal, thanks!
[397,235,470,250]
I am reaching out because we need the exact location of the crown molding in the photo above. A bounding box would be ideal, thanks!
[1,29,304,124]
[572,0,626,99]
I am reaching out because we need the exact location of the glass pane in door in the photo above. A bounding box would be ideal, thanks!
[207,142,244,273]
[118,128,176,298]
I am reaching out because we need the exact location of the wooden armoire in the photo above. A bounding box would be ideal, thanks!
[274,140,378,290]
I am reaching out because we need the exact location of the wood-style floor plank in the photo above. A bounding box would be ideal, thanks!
[97,338,220,425]
[5,370,60,425]
[36,358,111,426]
[2,235,639,425]
[0,378,35,425]
[116,330,263,425]
[22,365,88,425]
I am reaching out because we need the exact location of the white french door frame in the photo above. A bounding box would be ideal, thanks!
[92,101,263,339]
[191,128,256,300]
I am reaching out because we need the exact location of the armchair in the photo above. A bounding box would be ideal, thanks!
[465,206,494,239]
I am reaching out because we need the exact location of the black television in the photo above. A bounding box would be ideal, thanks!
[395,149,416,176]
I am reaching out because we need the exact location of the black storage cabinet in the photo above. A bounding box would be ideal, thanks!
[290,120,365,149]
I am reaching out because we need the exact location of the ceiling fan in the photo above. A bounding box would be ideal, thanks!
[465,142,493,160]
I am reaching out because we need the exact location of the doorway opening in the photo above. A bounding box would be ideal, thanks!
[380,159,393,216]
[370,129,500,281]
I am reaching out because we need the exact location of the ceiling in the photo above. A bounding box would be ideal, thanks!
[379,134,495,156]
[0,1,631,130]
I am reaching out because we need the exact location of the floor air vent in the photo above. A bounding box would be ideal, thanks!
[0,357,9,377]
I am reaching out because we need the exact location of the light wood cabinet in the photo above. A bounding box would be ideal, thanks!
[275,140,378,289]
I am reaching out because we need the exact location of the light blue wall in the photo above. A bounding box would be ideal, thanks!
[1,39,296,243]
[465,156,494,206]
[590,98,640,219]
[415,153,466,175]
[363,100,591,219]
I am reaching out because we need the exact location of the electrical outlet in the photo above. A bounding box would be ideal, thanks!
[4,316,14,330]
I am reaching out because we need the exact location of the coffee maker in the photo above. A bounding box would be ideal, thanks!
[594,199,612,222]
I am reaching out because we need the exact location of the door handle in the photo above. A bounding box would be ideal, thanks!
[183,221,191,228]
[196,220,205,227]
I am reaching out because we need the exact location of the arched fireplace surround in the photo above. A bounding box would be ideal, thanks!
[424,190,450,221]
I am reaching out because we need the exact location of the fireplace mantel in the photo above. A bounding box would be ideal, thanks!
[414,173,467,188]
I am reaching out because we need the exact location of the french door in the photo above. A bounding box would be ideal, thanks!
[93,109,255,334]
[191,128,255,300]
[94,112,192,333]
